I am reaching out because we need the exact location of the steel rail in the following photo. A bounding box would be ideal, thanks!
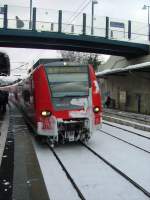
[98,129,150,154]
[103,121,150,140]
[82,142,150,198]
[103,110,150,124]
[47,141,86,200]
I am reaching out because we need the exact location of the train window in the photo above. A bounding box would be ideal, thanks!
[47,73,88,83]
[46,66,88,74]
[51,81,88,95]
[46,73,89,97]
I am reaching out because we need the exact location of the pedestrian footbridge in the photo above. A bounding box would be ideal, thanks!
[0,5,149,57]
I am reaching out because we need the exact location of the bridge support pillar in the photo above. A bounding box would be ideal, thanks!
[32,7,36,31]
[58,10,62,33]
[105,16,109,39]
[128,20,131,40]
[4,5,8,29]
[71,25,74,34]
[83,13,86,35]
[149,24,150,41]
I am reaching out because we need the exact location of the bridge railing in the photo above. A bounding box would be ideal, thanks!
[1,5,149,44]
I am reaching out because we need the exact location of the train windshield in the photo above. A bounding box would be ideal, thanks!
[45,66,89,97]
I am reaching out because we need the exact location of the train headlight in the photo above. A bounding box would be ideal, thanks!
[41,110,51,117]
[93,106,100,113]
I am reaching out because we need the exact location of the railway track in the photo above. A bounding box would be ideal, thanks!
[103,111,150,125]
[82,142,150,198]
[98,129,150,154]
[46,139,150,199]
[47,140,86,200]
[103,121,150,140]
[12,103,150,199]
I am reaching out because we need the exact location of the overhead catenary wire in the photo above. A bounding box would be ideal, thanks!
[65,0,91,25]
[69,0,92,24]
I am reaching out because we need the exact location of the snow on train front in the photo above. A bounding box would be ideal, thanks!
[17,59,102,144]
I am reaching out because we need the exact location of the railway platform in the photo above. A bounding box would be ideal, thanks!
[0,105,49,200]
[0,110,9,168]
[103,108,150,132]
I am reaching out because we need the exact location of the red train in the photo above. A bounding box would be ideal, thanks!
[16,59,102,144]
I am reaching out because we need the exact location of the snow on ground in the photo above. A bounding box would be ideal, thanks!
[55,144,149,200]
[103,120,150,138]
[0,108,9,166]
[32,120,150,200]
[89,130,150,192]
[102,123,150,152]
[33,140,80,200]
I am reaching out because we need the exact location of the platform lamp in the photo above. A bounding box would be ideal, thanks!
[142,4,150,41]
[91,0,98,35]
[29,0,32,29]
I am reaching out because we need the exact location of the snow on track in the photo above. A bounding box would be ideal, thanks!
[102,123,150,153]
[33,141,80,200]
[32,121,150,200]
[103,121,150,139]
[90,131,150,192]
[54,143,149,200]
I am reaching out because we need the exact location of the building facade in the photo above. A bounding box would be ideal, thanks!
[97,63,150,115]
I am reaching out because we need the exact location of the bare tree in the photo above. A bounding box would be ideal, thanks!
[60,51,103,72]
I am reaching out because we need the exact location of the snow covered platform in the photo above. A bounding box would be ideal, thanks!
[0,105,49,200]
[103,108,150,132]
[0,109,9,167]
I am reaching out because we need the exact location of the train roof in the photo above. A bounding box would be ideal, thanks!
[33,58,69,69]
[28,58,88,74]
[44,61,87,67]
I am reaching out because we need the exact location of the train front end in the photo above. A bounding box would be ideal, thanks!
[34,62,102,144]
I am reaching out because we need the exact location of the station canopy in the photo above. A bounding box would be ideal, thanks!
[96,62,150,77]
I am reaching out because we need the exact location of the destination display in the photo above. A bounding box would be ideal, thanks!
[46,66,88,74]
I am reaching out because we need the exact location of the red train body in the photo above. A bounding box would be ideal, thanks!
[17,60,102,144]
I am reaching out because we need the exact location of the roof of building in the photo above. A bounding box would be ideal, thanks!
[96,61,150,77]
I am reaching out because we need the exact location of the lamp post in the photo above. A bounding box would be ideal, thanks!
[29,0,32,29]
[91,0,98,35]
[142,4,150,41]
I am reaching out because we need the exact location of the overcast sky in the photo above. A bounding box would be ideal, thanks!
[1,0,149,79]
[2,0,149,21]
